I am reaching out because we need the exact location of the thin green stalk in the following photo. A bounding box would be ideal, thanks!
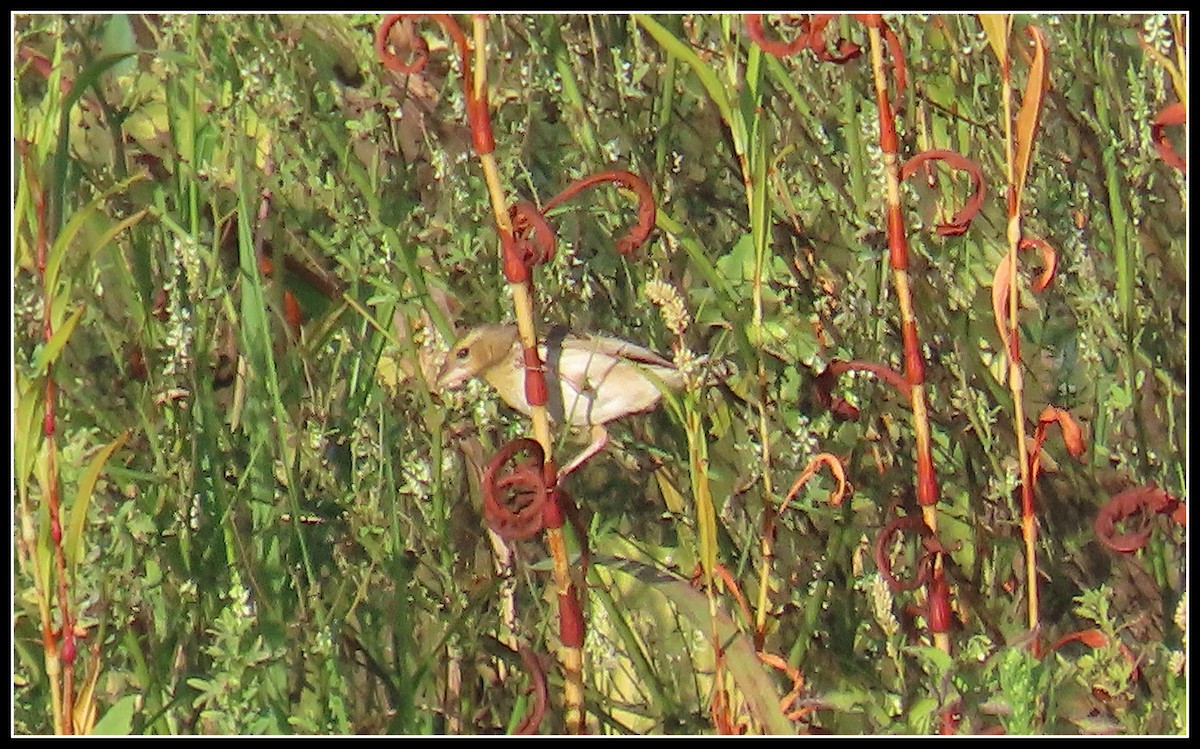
[653,48,677,177]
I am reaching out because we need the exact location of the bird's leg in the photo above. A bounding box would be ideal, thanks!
[557,424,608,480]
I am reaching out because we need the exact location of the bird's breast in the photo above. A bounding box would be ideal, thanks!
[483,344,674,426]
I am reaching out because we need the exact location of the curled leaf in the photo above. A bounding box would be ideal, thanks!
[1028,405,1084,492]
[1018,236,1058,292]
[991,236,1058,358]
[707,563,753,625]
[779,453,847,518]
[1045,629,1140,684]
[1035,405,1084,457]
[757,651,808,721]
[1013,25,1049,204]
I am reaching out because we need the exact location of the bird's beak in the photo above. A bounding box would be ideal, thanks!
[436,359,466,391]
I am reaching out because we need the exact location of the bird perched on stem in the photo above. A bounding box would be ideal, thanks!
[437,323,684,478]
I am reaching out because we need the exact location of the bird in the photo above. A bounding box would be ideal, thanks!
[437,323,685,478]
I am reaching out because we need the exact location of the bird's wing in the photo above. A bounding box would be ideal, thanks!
[576,333,686,392]
[540,340,608,426]
[577,333,676,369]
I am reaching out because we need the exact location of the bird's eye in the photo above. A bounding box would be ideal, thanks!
[455,347,470,360]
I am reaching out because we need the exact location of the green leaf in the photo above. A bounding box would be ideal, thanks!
[600,557,796,735]
[51,52,139,227]
[907,695,939,734]
[716,232,756,283]
[821,688,870,712]
[91,695,139,736]
[32,304,85,373]
[633,15,744,156]
[100,15,139,78]
[905,644,955,679]
[14,373,43,491]
[45,174,145,294]
[978,14,1011,66]
[90,209,149,266]
[65,430,130,571]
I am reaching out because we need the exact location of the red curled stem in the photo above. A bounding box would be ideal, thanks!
[1150,102,1186,172]
[808,14,863,63]
[900,149,986,237]
[874,514,945,592]
[503,201,557,284]
[377,14,468,75]
[376,14,494,155]
[745,14,862,63]
[815,359,912,419]
[1094,485,1184,553]
[543,170,656,255]
[514,644,549,734]
[481,438,551,541]
[744,14,808,57]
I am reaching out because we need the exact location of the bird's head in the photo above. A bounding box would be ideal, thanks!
[436,324,520,391]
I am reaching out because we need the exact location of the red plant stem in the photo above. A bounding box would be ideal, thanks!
[28,152,77,733]
[377,15,585,731]
[864,19,948,655]
[996,24,1051,639]
[865,23,939,512]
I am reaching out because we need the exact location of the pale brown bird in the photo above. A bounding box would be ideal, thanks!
[437,324,684,478]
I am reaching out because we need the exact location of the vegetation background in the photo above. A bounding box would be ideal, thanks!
[12,13,1187,735]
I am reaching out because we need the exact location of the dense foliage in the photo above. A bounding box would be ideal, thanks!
[12,13,1186,735]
